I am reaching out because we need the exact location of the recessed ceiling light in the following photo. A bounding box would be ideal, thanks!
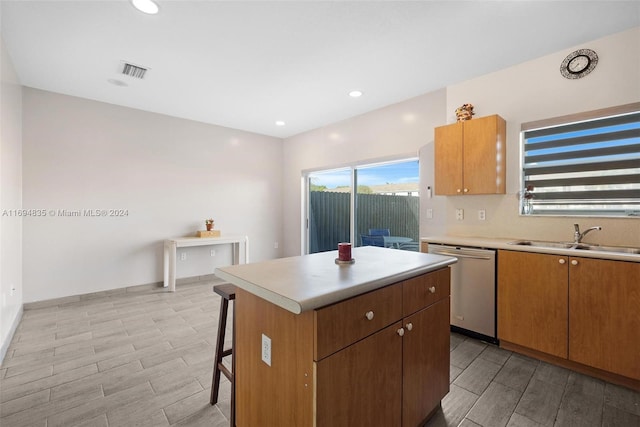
[275,121,286,126]
[131,0,159,14]
[349,90,363,98]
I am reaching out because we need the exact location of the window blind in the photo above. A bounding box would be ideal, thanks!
[522,110,640,216]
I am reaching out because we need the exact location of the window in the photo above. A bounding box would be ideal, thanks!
[521,103,640,217]
[305,159,419,254]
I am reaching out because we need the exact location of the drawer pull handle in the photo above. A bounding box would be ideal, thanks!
[397,328,405,337]
[428,286,436,294]
[571,259,578,266]
[406,323,413,331]
[559,259,566,264]
[365,311,374,321]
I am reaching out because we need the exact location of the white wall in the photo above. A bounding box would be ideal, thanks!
[283,27,640,255]
[430,27,640,246]
[22,89,283,303]
[1,36,23,360]
[282,89,446,256]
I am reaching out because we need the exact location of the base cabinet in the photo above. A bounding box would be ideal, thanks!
[498,250,640,384]
[497,250,568,358]
[236,268,451,427]
[569,257,640,380]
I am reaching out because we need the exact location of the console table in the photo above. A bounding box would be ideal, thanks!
[163,235,249,292]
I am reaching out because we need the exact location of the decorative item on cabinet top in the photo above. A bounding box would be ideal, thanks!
[455,103,475,121]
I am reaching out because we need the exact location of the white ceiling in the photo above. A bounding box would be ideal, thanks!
[1,1,639,138]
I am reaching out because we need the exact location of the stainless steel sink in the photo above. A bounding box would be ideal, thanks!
[508,240,640,254]
[508,240,576,249]
[573,244,640,254]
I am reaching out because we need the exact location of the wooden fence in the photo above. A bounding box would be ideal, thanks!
[309,191,419,253]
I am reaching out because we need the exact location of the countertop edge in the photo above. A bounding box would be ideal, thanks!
[214,269,303,314]
[215,257,456,314]
[421,236,640,262]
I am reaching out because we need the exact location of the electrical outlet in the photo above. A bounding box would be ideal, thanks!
[180,252,187,261]
[210,249,216,257]
[455,209,464,221]
[274,242,279,249]
[9,286,15,296]
[478,209,486,221]
[426,209,433,219]
[261,334,272,366]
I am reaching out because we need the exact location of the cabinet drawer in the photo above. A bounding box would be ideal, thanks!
[314,283,403,361]
[403,268,450,317]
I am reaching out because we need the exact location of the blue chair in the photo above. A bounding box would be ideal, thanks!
[361,234,386,247]
[368,228,390,236]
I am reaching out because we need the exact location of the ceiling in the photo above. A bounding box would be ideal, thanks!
[1,1,639,139]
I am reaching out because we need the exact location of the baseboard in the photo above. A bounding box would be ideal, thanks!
[1,304,24,365]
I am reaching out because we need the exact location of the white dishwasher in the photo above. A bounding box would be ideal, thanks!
[427,244,497,343]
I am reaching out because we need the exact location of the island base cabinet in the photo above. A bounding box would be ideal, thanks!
[316,322,403,427]
[403,297,450,427]
[235,288,315,427]
[234,268,451,427]
[316,298,451,427]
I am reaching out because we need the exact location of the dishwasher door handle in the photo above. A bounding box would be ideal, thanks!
[431,250,493,260]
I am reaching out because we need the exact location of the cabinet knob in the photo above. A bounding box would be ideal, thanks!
[406,323,413,331]
[428,286,436,294]
[365,311,374,321]
[397,328,405,337]
[456,189,461,193]
[463,188,469,193]
[571,259,578,266]
[559,259,566,264]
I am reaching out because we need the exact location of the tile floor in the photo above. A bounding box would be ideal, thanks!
[1,280,639,427]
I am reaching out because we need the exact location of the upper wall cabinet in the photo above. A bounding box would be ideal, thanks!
[434,114,506,195]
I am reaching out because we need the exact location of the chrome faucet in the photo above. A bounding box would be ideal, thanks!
[573,223,602,244]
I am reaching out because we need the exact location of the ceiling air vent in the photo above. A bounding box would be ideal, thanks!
[121,62,148,79]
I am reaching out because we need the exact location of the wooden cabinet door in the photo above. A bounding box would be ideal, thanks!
[463,115,506,195]
[402,297,450,427]
[497,250,569,358]
[316,322,403,427]
[434,115,506,196]
[569,258,640,380]
[434,121,463,195]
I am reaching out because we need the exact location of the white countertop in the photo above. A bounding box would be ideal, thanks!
[214,246,457,314]
[421,236,640,263]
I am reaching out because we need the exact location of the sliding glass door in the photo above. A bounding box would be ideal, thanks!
[306,159,419,254]
[307,168,352,254]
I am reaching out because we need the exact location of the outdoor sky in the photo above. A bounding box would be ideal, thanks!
[309,160,419,189]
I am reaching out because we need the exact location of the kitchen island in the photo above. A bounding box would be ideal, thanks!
[215,246,456,427]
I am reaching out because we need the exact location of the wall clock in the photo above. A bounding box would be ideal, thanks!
[560,49,598,79]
